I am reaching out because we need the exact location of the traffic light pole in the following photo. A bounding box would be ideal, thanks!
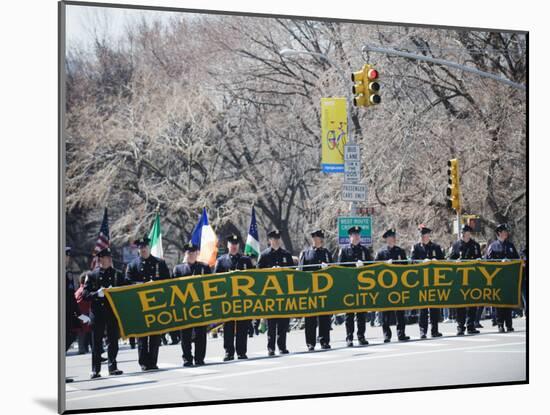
[361,45,526,91]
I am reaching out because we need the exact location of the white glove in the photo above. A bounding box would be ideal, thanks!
[78,314,91,325]
[321,262,328,269]
[356,260,364,267]
[386,259,393,264]
[423,258,430,263]
[501,259,509,262]
[97,287,105,298]
[272,266,280,269]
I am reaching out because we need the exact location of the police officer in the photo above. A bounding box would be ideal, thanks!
[173,242,212,366]
[448,224,482,336]
[214,234,254,361]
[411,225,444,339]
[374,229,410,343]
[84,248,127,379]
[298,229,333,351]
[257,229,294,356]
[338,226,372,347]
[486,224,520,333]
[65,246,85,383]
[126,236,171,371]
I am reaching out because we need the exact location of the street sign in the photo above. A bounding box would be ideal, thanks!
[341,183,367,202]
[344,144,360,161]
[344,160,361,183]
[337,216,372,246]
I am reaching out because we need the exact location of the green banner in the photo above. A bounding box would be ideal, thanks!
[105,261,523,338]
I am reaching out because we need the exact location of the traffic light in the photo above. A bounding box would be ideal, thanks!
[351,64,381,107]
[446,158,461,212]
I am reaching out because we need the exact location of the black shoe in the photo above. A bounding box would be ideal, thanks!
[398,335,410,341]
[420,333,427,339]
[183,361,193,367]
[457,329,465,336]
[321,343,331,350]
[492,320,498,327]
[431,332,443,338]
[237,354,248,360]
[65,378,74,383]
[194,360,205,366]
[279,349,289,355]
[140,365,148,371]
[498,325,505,333]
[147,365,159,371]
[346,340,354,347]
[249,333,254,338]
[475,322,483,328]
[90,372,101,379]
[384,338,391,343]
[223,354,235,362]
[307,345,315,352]
[506,327,515,332]
[358,338,369,345]
[268,349,275,356]
[109,369,123,376]
[467,328,480,334]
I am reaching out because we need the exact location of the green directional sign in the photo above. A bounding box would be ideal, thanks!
[338,216,372,246]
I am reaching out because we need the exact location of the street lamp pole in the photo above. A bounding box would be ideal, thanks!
[279,48,357,215]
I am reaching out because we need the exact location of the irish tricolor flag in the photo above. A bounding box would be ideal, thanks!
[244,206,260,258]
[148,211,163,258]
[191,208,218,267]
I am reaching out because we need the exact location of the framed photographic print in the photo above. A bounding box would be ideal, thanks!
[59,1,527,413]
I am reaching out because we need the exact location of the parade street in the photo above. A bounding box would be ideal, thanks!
[65,318,526,412]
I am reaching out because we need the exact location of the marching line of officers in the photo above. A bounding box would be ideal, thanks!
[65,222,522,380]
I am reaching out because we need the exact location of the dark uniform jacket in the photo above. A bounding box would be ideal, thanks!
[83,266,128,316]
[337,243,373,267]
[375,245,408,262]
[257,247,294,269]
[448,239,482,260]
[214,253,254,273]
[126,255,171,283]
[173,261,212,277]
[486,239,520,260]
[298,246,333,271]
[66,272,80,329]
[410,241,445,260]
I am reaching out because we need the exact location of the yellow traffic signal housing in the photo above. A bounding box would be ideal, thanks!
[352,64,381,107]
[446,159,461,212]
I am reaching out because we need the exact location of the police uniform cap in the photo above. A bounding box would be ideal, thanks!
[348,226,361,235]
[310,229,325,238]
[418,225,432,235]
[65,246,72,256]
[382,228,396,239]
[96,247,112,258]
[267,229,281,239]
[226,234,241,244]
[183,242,199,252]
[461,224,473,233]
[134,236,150,247]
[495,223,509,233]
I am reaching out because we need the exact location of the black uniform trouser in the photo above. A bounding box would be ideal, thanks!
[267,318,289,351]
[496,307,513,329]
[66,328,77,352]
[456,307,477,330]
[137,335,161,368]
[181,326,207,363]
[305,315,331,346]
[382,310,406,339]
[91,312,119,373]
[345,312,366,340]
[223,320,249,356]
[419,308,440,334]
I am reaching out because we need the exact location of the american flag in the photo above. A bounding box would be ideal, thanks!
[90,208,110,269]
